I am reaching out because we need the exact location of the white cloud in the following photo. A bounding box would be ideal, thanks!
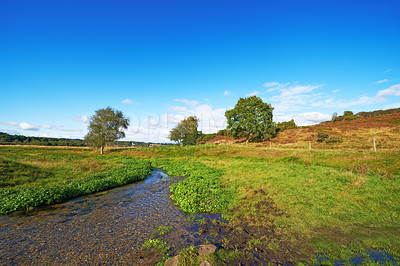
[122,99,139,104]
[174,99,199,107]
[1,121,41,131]
[265,82,291,92]
[263,82,279,87]
[384,102,400,109]
[326,96,375,109]
[299,112,331,122]
[53,125,85,133]
[125,113,186,143]
[123,99,227,143]
[0,129,20,135]
[122,99,132,104]
[170,106,188,113]
[193,104,227,134]
[19,122,39,131]
[223,90,231,96]
[376,79,389,84]
[311,98,335,107]
[267,83,323,112]
[376,84,400,100]
[246,91,260,97]
[268,82,400,112]
[0,121,19,126]
[41,125,52,129]
[74,115,90,122]
[286,83,400,110]
[280,85,321,97]
[275,112,331,126]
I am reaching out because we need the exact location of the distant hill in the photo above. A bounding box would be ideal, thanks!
[0,132,170,147]
[203,108,400,150]
[0,132,85,147]
[271,109,400,150]
[357,107,400,118]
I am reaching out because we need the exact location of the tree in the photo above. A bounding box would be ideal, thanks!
[331,112,338,122]
[225,96,276,142]
[332,111,360,122]
[277,119,297,132]
[84,107,130,154]
[169,116,200,146]
[169,123,185,145]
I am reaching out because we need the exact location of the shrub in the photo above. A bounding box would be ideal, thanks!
[141,238,170,265]
[179,246,199,265]
[316,133,343,143]
[216,129,231,137]
[316,133,329,142]
[200,133,217,143]
[277,119,298,132]
[332,111,360,122]
[325,136,343,143]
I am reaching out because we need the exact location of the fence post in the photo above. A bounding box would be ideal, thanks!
[373,137,376,152]
[309,143,312,152]
[270,141,272,150]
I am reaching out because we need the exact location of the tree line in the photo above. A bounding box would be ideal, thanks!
[6,100,396,153]
[169,96,278,145]
[0,133,85,146]
[0,132,160,148]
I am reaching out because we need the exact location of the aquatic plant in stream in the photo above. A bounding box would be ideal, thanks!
[0,159,152,214]
[141,238,170,265]
[178,246,199,265]
[150,158,233,214]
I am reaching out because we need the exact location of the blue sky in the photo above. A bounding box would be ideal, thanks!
[1,0,400,142]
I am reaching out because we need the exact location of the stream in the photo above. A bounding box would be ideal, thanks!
[0,169,221,265]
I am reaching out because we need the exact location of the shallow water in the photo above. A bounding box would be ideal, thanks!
[0,169,220,265]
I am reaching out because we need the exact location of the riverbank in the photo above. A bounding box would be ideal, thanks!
[120,145,400,264]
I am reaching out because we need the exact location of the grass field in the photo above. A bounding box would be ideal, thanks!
[1,144,399,264]
[119,145,400,264]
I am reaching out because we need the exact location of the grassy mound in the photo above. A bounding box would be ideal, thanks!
[150,158,232,213]
[0,158,52,188]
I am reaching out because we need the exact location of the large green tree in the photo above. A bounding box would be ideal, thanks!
[169,116,200,146]
[225,96,276,142]
[84,107,130,154]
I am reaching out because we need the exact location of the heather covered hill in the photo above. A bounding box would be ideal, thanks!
[205,110,400,151]
[272,111,400,150]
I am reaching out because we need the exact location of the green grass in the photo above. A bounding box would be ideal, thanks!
[141,238,170,266]
[0,158,151,214]
[123,145,400,263]
[1,145,399,264]
[0,158,52,187]
[150,158,233,213]
[178,246,200,266]
[0,146,120,188]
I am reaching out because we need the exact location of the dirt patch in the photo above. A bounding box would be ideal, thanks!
[198,189,311,264]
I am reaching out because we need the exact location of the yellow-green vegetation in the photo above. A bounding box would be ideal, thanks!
[150,158,232,213]
[178,246,199,265]
[119,145,400,264]
[141,238,170,266]
[0,146,152,214]
[1,144,399,264]
[0,146,120,188]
